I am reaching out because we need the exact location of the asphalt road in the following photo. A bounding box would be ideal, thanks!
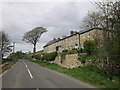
[2,59,96,88]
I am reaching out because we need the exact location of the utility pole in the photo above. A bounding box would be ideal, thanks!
[78,33,80,58]
[13,42,15,53]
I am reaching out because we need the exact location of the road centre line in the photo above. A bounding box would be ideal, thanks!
[23,60,33,79]
[25,65,28,68]
[27,69,33,79]
[23,61,28,68]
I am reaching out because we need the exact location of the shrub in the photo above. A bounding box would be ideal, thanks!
[8,51,26,60]
[32,52,58,61]
[43,52,58,61]
[79,53,87,64]
[83,40,95,55]
[68,48,78,54]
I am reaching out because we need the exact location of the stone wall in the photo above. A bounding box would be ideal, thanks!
[83,59,107,69]
[54,55,61,65]
[54,54,82,68]
[43,28,101,53]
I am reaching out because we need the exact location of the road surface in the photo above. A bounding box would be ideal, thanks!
[2,59,96,88]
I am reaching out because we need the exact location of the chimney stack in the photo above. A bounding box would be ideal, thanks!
[70,31,78,35]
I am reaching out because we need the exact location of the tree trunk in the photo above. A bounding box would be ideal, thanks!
[33,43,36,53]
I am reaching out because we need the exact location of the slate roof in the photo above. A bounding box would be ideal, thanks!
[79,28,101,34]
[44,39,58,47]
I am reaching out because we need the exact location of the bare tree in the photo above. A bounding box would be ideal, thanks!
[81,0,120,78]
[95,1,120,78]
[22,27,47,53]
[0,31,12,59]
[81,12,102,30]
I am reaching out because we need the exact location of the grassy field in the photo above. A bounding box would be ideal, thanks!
[31,60,120,89]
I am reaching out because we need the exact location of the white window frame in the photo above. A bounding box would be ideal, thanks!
[88,32,90,38]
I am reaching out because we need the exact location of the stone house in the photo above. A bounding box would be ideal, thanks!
[43,28,101,53]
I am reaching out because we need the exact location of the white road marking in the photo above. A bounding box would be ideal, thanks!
[27,69,33,79]
[23,60,33,79]
[23,61,28,68]
[25,65,28,68]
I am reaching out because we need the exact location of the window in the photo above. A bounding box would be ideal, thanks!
[88,32,90,38]
[75,43,78,46]
[75,44,78,49]
[56,46,59,51]
[62,47,64,50]
[82,35,85,39]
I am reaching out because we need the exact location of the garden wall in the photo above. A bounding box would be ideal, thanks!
[54,54,82,68]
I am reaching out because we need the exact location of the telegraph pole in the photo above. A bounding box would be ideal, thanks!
[78,33,80,58]
[13,42,15,53]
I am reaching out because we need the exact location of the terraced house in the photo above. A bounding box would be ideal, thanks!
[43,28,101,53]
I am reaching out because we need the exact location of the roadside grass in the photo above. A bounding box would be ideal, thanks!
[1,60,18,73]
[31,60,120,88]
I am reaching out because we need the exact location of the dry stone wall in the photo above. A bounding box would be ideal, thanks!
[54,54,82,68]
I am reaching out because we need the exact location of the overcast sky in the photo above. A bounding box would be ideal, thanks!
[1,0,98,53]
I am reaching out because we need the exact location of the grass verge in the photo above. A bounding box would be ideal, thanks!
[30,60,120,89]
[1,60,18,73]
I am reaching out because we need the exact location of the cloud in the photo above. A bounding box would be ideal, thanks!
[0,3,2,30]
[2,1,96,52]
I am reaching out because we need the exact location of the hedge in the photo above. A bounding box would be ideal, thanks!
[32,52,58,61]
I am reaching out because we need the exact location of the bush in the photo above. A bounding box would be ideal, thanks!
[79,53,101,64]
[2,58,12,64]
[7,51,26,60]
[68,48,78,54]
[79,53,87,64]
[32,52,58,61]
[84,40,95,55]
